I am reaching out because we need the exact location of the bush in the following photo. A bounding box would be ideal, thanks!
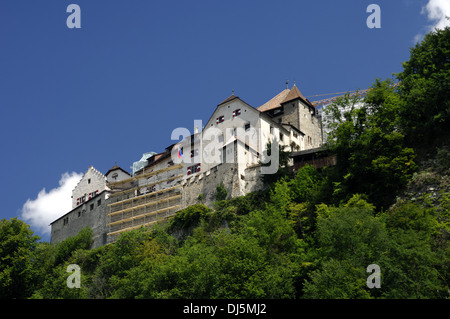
[215,183,227,201]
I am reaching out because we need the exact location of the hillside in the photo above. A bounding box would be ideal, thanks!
[1,145,448,299]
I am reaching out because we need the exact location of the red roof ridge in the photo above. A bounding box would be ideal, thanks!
[257,89,290,112]
[217,94,239,106]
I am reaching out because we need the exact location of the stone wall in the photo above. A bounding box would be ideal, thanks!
[51,191,108,248]
[182,161,267,208]
[183,162,241,208]
[271,99,323,149]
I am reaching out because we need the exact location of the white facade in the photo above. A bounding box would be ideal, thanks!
[105,166,131,183]
[72,166,108,209]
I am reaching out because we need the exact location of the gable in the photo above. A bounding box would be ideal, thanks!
[204,96,260,129]
[72,166,107,208]
[105,167,131,183]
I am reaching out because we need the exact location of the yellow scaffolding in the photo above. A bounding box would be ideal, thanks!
[106,163,185,244]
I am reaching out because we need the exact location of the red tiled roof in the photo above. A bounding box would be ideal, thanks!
[281,85,306,104]
[257,85,314,112]
[105,165,131,177]
[257,89,290,112]
[217,94,240,106]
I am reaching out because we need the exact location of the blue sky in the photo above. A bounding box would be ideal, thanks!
[1,0,448,241]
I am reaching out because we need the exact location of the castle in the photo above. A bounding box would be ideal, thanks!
[50,84,325,248]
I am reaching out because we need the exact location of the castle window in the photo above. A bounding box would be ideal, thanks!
[187,164,201,175]
[244,123,250,131]
[233,109,241,117]
[88,179,91,184]
[216,116,225,124]
[270,126,274,134]
[90,204,94,211]
[97,199,101,206]
[78,211,81,217]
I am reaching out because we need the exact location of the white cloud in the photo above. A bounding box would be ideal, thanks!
[423,0,450,30]
[415,0,450,42]
[21,172,83,235]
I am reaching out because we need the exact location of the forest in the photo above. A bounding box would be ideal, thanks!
[1,27,449,299]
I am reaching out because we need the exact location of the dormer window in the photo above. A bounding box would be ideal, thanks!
[216,116,225,124]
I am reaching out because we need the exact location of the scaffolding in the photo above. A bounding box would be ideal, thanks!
[106,164,184,243]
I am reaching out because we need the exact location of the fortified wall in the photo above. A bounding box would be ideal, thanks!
[105,160,265,244]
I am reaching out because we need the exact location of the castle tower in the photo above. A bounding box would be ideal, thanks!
[257,84,323,149]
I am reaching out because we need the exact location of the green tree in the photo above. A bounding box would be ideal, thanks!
[30,227,94,299]
[302,196,389,298]
[134,228,298,299]
[397,26,450,147]
[54,227,93,265]
[0,218,40,298]
[290,164,325,205]
[167,204,212,239]
[214,183,228,201]
[314,196,389,267]
[324,80,417,210]
[380,229,443,298]
[260,142,293,184]
[303,259,371,299]
[379,202,448,298]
